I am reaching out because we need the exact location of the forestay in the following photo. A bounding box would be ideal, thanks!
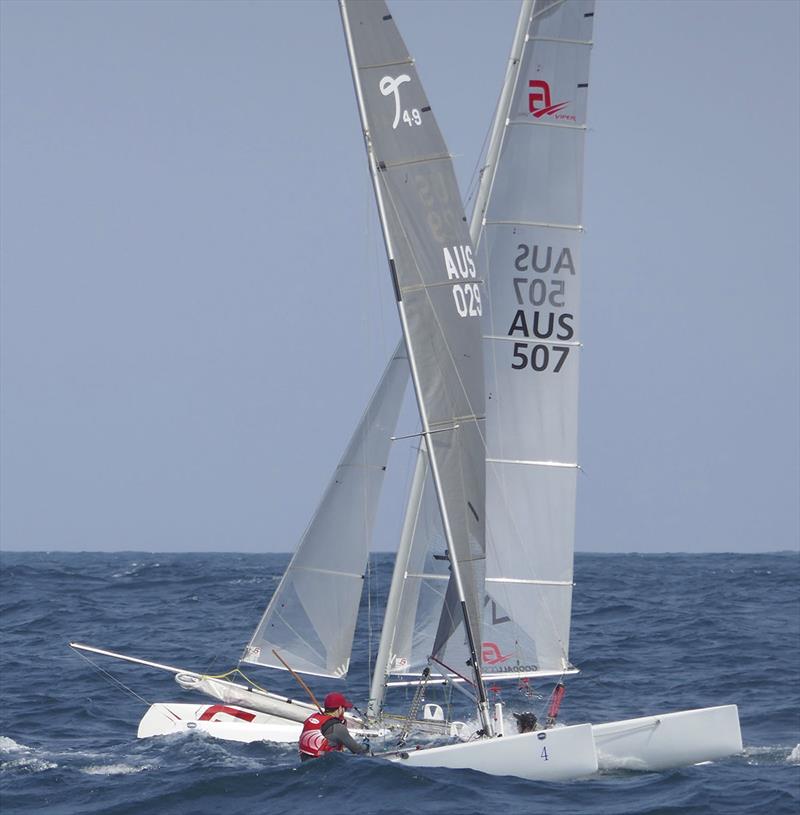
[340,0,488,675]
[242,347,408,678]
[478,0,595,675]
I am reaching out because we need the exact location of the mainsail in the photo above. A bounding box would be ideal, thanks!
[370,0,594,713]
[340,0,490,727]
[478,0,595,675]
[242,346,408,678]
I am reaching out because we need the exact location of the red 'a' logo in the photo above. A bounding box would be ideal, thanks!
[528,80,570,118]
[481,641,513,665]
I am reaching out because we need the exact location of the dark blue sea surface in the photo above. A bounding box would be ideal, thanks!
[1,551,798,815]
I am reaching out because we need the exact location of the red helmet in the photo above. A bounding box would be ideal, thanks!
[324,692,353,710]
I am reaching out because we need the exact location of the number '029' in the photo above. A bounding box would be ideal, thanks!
[453,283,482,317]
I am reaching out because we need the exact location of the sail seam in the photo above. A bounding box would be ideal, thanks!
[429,413,483,427]
[405,572,449,581]
[484,335,581,348]
[386,667,580,685]
[359,58,414,70]
[529,36,593,46]
[379,153,451,169]
[486,457,578,468]
[400,277,485,295]
[486,577,574,586]
[484,219,583,231]
[294,566,364,579]
[532,0,567,21]
[509,119,586,131]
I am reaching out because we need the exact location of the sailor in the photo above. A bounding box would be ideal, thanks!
[298,692,369,761]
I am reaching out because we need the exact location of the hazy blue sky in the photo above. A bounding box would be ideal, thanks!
[1,0,798,553]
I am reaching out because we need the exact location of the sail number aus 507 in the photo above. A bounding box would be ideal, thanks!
[511,342,570,372]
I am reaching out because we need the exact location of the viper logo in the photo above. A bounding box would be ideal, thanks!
[528,80,570,118]
[481,641,513,665]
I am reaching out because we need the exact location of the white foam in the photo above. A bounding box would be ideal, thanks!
[788,744,800,764]
[81,763,151,776]
[1,756,58,773]
[0,736,29,753]
[0,739,57,773]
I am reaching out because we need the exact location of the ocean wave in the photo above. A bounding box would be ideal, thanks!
[0,736,58,774]
[1,551,798,815]
[81,763,152,775]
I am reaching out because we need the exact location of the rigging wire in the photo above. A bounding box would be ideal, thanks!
[366,552,373,697]
[461,90,500,214]
[72,647,153,709]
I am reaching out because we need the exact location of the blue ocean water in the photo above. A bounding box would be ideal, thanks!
[0,551,798,815]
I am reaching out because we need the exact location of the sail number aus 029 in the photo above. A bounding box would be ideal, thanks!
[444,245,482,317]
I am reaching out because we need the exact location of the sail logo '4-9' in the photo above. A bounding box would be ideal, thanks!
[379,74,421,129]
[444,245,481,317]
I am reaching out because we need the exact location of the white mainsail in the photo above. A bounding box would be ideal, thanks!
[340,0,492,733]
[370,0,595,710]
[242,346,408,678]
[480,0,594,676]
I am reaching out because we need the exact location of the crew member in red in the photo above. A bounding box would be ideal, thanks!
[298,692,369,761]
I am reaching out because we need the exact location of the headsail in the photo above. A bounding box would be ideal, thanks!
[242,346,408,678]
[479,0,595,675]
[340,0,490,729]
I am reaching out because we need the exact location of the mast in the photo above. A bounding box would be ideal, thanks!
[469,0,534,245]
[339,0,493,736]
[367,441,428,719]
[369,0,534,717]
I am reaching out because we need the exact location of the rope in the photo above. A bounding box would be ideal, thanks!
[198,667,275,698]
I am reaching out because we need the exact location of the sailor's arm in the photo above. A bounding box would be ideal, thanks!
[321,719,368,754]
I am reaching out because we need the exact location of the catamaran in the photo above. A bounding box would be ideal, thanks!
[71,0,743,781]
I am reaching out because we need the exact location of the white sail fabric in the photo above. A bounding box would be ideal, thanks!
[371,1,595,691]
[341,0,488,669]
[479,0,595,674]
[242,347,408,678]
[388,465,558,681]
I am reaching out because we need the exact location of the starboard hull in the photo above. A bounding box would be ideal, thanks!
[397,723,598,781]
[592,704,743,771]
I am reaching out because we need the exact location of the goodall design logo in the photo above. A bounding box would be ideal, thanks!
[481,642,513,665]
[528,80,575,121]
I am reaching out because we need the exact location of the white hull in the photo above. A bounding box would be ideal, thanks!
[138,703,303,743]
[137,701,743,782]
[398,722,598,781]
[137,702,383,745]
[592,704,743,771]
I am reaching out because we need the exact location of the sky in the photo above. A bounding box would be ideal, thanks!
[1,0,798,554]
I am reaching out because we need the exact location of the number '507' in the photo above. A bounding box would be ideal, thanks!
[511,342,570,372]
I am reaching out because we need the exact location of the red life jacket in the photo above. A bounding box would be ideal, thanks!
[299,713,343,758]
